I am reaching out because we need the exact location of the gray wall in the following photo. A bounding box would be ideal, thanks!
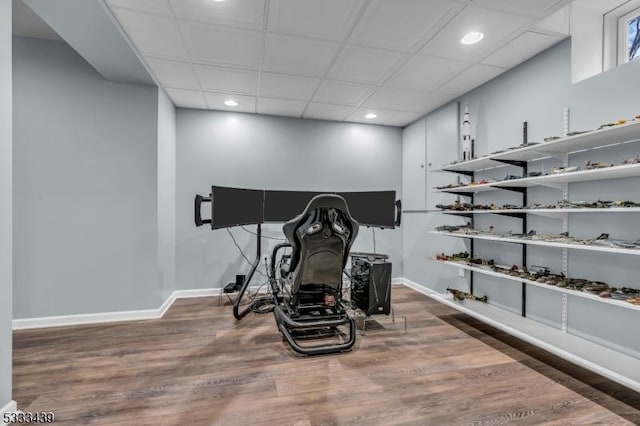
[12,37,161,318]
[404,38,640,357]
[176,110,403,291]
[1,0,12,410]
[157,88,176,300]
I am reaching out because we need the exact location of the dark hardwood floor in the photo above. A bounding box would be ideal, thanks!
[13,286,640,425]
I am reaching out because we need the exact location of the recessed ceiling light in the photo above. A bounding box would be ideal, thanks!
[365,113,377,119]
[224,100,238,107]
[213,0,225,2]
[460,31,484,45]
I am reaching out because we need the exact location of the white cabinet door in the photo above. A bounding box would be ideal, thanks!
[426,102,459,210]
[402,118,426,210]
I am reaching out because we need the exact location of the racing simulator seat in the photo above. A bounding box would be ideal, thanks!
[269,194,359,355]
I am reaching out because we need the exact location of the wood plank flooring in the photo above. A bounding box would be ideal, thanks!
[12,286,640,425]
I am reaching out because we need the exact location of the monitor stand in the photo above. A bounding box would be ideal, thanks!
[233,223,261,320]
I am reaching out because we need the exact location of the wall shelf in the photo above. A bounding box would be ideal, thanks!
[435,120,640,173]
[428,258,640,312]
[429,117,640,393]
[435,163,640,194]
[430,231,640,256]
[436,207,640,216]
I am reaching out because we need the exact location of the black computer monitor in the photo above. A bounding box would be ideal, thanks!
[263,190,325,222]
[211,186,264,229]
[338,191,396,228]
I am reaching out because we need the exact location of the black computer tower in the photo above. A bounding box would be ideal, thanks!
[351,255,392,315]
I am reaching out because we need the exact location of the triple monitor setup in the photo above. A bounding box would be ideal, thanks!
[195,186,402,355]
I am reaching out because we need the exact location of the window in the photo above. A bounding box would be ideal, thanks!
[629,13,640,61]
[617,6,640,64]
[602,1,640,71]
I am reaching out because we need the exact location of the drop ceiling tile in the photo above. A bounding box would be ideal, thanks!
[481,31,562,68]
[313,80,374,105]
[165,88,206,109]
[108,0,172,15]
[328,45,406,83]
[257,98,307,117]
[113,8,188,60]
[362,87,427,111]
[194,64,258,94]
[436,64,506,96]
[304,103,355,121]
[349,0,462,51]
[145,58,199,89]
[263,34,340,77]
[259,73,320,100]
[471,0,565,18]
[384,111,421,127]
[345,108,396,125]
[170,0,265,30]
[180,21,263,69]
[268,0,364,41]
[387,54,469,91]
[411,92,456,114]
[533,5,570,34]
[203,92,256,113]
[420,6,531,63]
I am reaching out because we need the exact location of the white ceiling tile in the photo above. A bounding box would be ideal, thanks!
[263,34,340,77]
[107,0,172,16]
[113,8,188,60]
[481,31,562,69]
[203,92,257,113]
[268,0,364,41]
[420,6,531,63]
[328,45,406,83]
[411,92,456,114]
[194,64,258,94]
[387,55,469,91]
[313,80,373,105]
[533,5,570,34]
[349,0,462,51]
[259,73,320,100]
[165,88,206,109]
[471,0,566,18]
[304,103,355,121]
[145,58,199,89]
[346,108,396,125]
[170,0,265,30]
[257,98,307,117]
[180,21,263,69]
[436,64,506,96]
[363,87,427,111]
[384,111,421,127]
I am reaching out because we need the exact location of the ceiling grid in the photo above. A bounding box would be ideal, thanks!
[102,0,572,126]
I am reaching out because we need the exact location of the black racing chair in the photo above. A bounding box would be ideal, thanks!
[269,194,359,355]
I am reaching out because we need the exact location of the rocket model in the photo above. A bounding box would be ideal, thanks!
[462,104,472,161]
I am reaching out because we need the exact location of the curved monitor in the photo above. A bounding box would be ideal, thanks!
[338,191,396,228]
[211,186,264,229]
[264,191,324,222]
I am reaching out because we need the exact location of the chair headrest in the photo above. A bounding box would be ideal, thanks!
[283,194,359,272]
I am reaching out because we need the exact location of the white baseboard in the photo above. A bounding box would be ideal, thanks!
[158,288,223,317]
[391,277,404,286]
[396,277,425,293]
[12,308,160,330]
[1,401,17,426]
[13,279,406,330]
[13,288,223,330]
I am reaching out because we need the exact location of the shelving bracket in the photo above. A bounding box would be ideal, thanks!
[496,186,528,194]
[495,159,528,168]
